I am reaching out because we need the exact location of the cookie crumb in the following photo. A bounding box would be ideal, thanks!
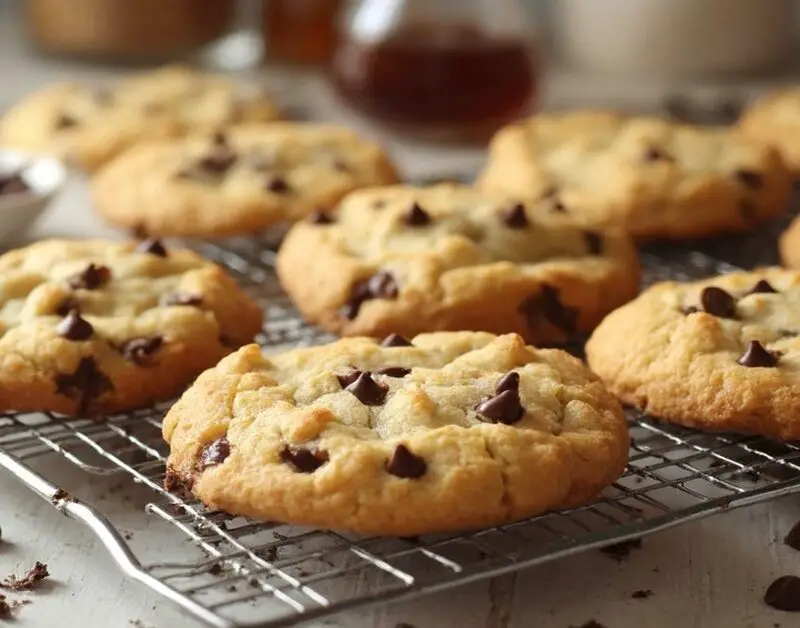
[631,589,653,599]
[51,489,74,506]
[600,539,642,562]
[2,562,50,591]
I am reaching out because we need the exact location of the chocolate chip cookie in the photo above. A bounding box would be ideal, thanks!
[91,123,400,237]
[276,184,640,344]
[0,66,280,172]
[0,239,262,416]
[586,269,800,439]
[477,111,792,240]
[163,331,629,535]
[739,89,800,173]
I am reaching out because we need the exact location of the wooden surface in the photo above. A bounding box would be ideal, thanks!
[3,4,800,627]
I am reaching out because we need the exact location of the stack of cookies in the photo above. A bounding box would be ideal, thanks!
[3,65,800,537]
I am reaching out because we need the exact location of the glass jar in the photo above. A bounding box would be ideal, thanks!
[329,0,539,141]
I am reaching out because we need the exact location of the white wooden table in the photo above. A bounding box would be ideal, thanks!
[3,5,800,627]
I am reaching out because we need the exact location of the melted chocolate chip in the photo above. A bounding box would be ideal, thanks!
[737,340,779,368]
[342,271,399,319]
[381,333,412,347]
[346,372,388,405]
[502,203,528,228]
[700,286,736,318]
[495,372,520,394]
[404,203,431,227]
[308,210,334,224]
[0,173,30,196]
[280,445,328,473]
[735,169,763,190]
[55,357,113,415]
[476,389,525,425]
[56,310,93,341]
[336,369,362,388]
[121,336,163,366]
[376,366,411,378]
[764,576,800,612]
[584,231,603,255]
[136,238,168,257]
[518,285,579,333]
[68,263,111,290]
[266,175,291,194]
[55,113,78,130]
[385,444,427,479]
[643,147,672,162]
[56,297,80,317]
[163,293,203,307]
[747,279,778,295]
[198,437,231,471]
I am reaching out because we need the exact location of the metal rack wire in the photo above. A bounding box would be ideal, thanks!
[3,217,800,628]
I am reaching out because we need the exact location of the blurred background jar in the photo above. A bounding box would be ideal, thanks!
[262,0,344,66]
[329,0,539,142]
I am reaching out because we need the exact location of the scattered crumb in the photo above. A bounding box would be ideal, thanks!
[227,585,237,593]
[395,623,418,628]
[600,539,642,562]
[570,621,607,628]
[2,562,50,591]
[167,503,187,517]
[208,564,223,576]
[122,531,134,541]
[51,489,74,506]
[128,620,152,628]
[631,589,653,599]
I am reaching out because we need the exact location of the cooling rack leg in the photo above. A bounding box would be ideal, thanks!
[0,449,232,628]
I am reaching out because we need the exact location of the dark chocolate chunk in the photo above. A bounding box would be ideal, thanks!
[345,372,388,405]
[266,175,291,194]
[308,210,335,224]
[163,292,203,307]
[643,147,671,162]
[385,444,427,479]
[280,445,328,473]
[476,390,525,425]
[197,437,231,471]
[135,238,168,257]
[502,203,528,228]
[55,357,113,415]
[784,521,800,552]
[404,203,431,227]
[495,372,520,394]
[56,310,94,341]
[584,231,603,255]
[700,286,736,318]
[764,576,800,612]
[336,369,362,389]
[518,284,579,333]
[381,333,412,347]
[68,263,111,290]
[0,173,30,196]
[121,336,164,366]
[735,169,763,190]
[376,366,411,378]
[342,271,399,319]
[747,279,778,295]
[737,340,779,368]
[55,113,78,129]
[56,297,80,317]
[1,562,50,591]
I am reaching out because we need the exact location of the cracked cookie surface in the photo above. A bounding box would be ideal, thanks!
[0,66,280,172]
[477,111,792,240]
[276,184,640,345]
[91,123,399,237]
[0,239,262,416]
[163,331,629,535]
[586,269,800,439]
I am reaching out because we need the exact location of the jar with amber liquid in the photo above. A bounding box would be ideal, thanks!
[329,0,539,141]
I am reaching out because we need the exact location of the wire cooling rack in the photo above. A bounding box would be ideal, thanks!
[3,214,800,628]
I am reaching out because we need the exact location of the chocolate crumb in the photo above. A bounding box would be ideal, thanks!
[600,538,642,562]
[569,622,606,628]
[208,563,223,576]
[1,562,49,591]
[631,589,653,599]
[51,488,73,506]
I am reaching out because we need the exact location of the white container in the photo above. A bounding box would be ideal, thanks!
[555,0,795,78]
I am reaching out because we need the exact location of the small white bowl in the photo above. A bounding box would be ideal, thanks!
[0,150,67,247]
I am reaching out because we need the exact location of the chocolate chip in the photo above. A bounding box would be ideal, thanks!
[135,238,167,257]
[551,198,567,213]
[643,147,671,162]
[197,437,231,471]
[336,369,362,388]
[385,444,427,479]
[502,203,528,228]
[0,173,30,196]
[163,293,203,307]
[584,231,603,255]
[495,372,520,394]
[56,310,93,341]
[55,357,113,415]
[342,271,399,319]
[476,390,525,425]
[784,521,800,552]
[700,286,736,318]
[764,576,800,612]
[381,333,412,347]
[404,203,431,227]
[737,340,779,368]
[308,210,334,224]
[266,175,291,194]
[376,366,411,378]
[56,297,80,317]
[747,279,778,295]
[198,148,237,174]
[280,445,328,473]
[121,336,163,366]
[345,372,388,405]
[68,263,111,290]
[212,131,228,146]
[518,285,579,333]
[735,169,763,190]
[55,113,78,130]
